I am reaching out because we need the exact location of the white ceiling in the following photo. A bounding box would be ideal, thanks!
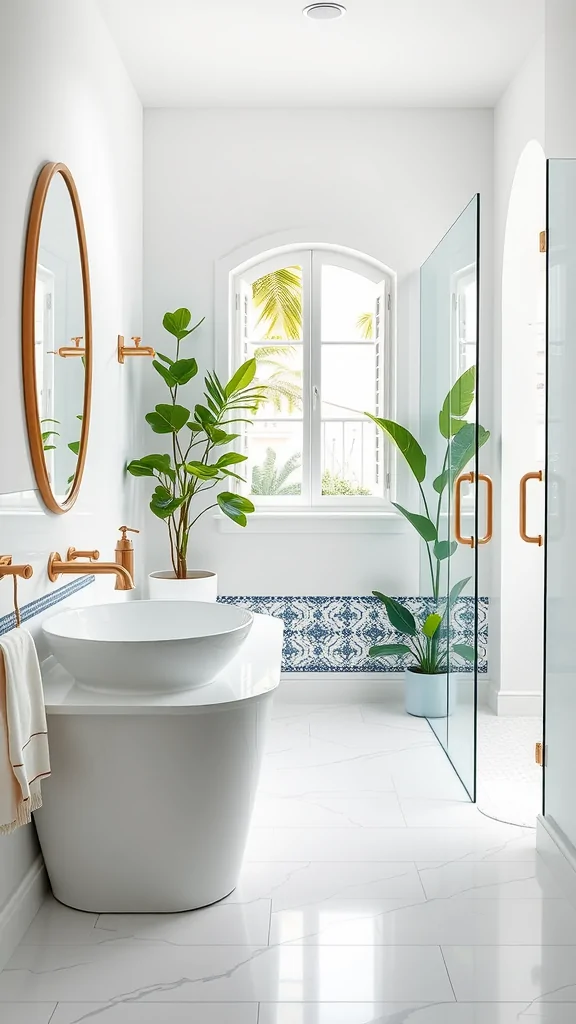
[97,0,544,108]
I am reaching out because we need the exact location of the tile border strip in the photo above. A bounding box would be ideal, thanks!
[0,575,95,636]
[218,594,489,674]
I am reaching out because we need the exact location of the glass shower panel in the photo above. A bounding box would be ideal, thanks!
[420,196,481,800]
[543,160,576,844]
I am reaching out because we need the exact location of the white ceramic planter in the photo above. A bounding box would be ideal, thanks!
[149,570,218,602]
[404,668,452,718]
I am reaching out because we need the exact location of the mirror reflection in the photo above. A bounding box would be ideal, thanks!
[23,162,91,514]
[35,173,85,498]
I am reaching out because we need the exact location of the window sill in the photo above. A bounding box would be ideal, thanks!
[214,509,410,535]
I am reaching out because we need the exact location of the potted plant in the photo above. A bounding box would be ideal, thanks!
[366,366,489,717]
[127,308,266,600]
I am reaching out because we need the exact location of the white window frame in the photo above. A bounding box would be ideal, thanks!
[228,243,395,513]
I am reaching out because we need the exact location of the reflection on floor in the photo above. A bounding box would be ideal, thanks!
[477,708,542,827]
[0,699,572,1023]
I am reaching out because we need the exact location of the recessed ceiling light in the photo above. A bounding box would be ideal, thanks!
[303,3,347,20]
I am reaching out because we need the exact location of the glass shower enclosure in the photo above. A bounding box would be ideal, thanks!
[419,196,486,800]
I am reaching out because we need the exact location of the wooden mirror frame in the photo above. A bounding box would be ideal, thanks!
[22,162,93,514]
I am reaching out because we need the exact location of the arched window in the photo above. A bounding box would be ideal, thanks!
[231,245,394,508]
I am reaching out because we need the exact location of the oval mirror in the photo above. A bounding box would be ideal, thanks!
[22,162,92,514]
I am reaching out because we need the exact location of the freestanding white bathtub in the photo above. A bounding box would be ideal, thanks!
[34,612,283,913]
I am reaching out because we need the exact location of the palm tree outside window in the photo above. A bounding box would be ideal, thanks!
[231,245,394,508]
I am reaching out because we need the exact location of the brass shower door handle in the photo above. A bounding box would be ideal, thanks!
[520,470,543,546]
[454,471,493,547]
[455,472,474,547]
[477,473,493,545]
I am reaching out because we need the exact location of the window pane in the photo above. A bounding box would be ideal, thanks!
[246,265,302,342]
[250,343,303,418]
[322,420,380,496]
[321,344,376,419]
[321,264,380,341]
[247,421,303,497]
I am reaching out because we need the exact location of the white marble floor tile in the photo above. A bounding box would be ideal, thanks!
[94,899,271,946]
[21,896,271,947]
[244,825,537,863]
[252,792,406,828]
[442,945,576,1001]
[0,1006,57,1024]
[0,944,454,1003]
[305,721,436,754]
[399,799,494,828]
[50,1003,259,1023]
[229,861,426,908]
[417,861,565,900]
[258,1004,576,1024]
[386,748,469,801]
[269,898,576,946]
[259,754,396,795]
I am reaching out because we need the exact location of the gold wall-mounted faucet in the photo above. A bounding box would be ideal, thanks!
[117,335,155,363]
[115,527,139,585]
[47,550,134,591]
[0,556,33,580]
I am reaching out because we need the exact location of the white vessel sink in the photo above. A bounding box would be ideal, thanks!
[43,600,254,694]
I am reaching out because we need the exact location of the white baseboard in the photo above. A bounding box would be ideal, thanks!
[537,814,576,909]
[277,672,489,706]
[487,681,543,716]
[0,855,48,971]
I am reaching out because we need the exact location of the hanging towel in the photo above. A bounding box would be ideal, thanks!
[0,629,51,833]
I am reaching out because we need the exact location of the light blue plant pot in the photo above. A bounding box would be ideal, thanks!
[404,668,452,718]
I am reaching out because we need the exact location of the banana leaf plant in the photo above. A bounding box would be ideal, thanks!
[127,308,267,578]
[366,366,489,674]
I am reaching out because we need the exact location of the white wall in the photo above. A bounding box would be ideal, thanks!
[0,0,142,954]
[490,40,546,714]
[142,108,493,595]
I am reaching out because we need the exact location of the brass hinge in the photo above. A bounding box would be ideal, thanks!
[535,741,545,766]
[539,230,547,253]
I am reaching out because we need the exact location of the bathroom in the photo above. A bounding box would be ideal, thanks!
[2,0,576,1021]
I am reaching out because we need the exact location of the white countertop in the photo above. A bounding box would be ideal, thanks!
[41,613,283,715]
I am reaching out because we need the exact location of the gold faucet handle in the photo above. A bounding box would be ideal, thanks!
[118,526,140,540]
[66,546,100,562]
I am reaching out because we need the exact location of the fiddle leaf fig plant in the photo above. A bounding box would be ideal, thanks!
[127,307,267,578]
[366,366,488,674]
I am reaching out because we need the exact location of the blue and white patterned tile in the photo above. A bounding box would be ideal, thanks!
[218,595,488,674]
[0,576,95,636]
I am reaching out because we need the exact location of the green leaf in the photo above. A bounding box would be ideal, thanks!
[127,453,175,481]
[41,430,59,441]
[185,462,219,479]
[171,358,198,385]
[372,592,417,636]
[126,459,155,477]
[150,485,184,520]
[68,441,80,455]
[369,643,412,658]
[434,540,458,561]
[194,404,217,427]
[453,643,476,663]
[217,491,255,526]
[449,422,490,480]
[207,427,240,446]
[218,469,246,482]
[423,613,442,638]
[152,359,176,387]
[225,358,257,398]
[43,445,57,451]
[162,308,192,341]
[145,404,190,434]
[366,415,426,483]
[392,503,437,542]
[433,470,449,495]
[439,366,476,438]
[155,351,174,366]
[448,576,471,605]
[216,452,248,468]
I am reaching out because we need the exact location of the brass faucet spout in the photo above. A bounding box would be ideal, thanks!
[48,553,134,590]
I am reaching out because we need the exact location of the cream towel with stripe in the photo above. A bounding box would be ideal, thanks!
[0,629,51,833]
